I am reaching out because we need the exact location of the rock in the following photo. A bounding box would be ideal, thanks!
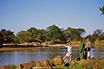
[52,55,64,65]
[16,64,23,69]
[35,61,42,67]
[40,60,51,67]
[22,61,35,69]
[70,58,104,69]
[16,61,35,69]
[35,60,51,68]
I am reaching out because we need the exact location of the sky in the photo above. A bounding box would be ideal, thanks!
[0,0,104,36]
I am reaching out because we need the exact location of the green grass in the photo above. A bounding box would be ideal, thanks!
[11,64,16,69]
[68,62,84,69]
[98,66,104,69]
[53,65,69,69]
[87,66,94,69]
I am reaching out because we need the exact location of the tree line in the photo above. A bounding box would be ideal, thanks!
[0,25,104,45]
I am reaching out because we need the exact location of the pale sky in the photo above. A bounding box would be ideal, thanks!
[0,0,104,36]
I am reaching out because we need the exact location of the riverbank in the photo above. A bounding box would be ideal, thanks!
[1,43,104,51]
[0,43,79,51]
[0,55,104,69]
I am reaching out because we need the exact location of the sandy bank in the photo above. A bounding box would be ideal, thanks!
[0,43,80,51]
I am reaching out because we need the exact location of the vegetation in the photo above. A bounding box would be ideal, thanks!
[0,29,15,43]
[85,29,104,43]
[99,6,104,15]
[16,30,33,43]
[0,25,104,46]
[0,31,3,47]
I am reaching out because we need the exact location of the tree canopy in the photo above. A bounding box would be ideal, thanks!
[0,29,15,43]
[46,25,62,41]
[16,30,33,43]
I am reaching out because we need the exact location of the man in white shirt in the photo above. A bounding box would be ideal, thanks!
[63,43,72,62]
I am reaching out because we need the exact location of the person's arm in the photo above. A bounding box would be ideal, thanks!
[65,46,69,47]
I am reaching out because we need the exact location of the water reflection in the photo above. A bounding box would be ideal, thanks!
[0,47,104,66]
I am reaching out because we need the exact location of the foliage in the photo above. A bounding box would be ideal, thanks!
[99,6,104,15]
[0,32,3,47]
[0,29,15,43]
[13,36,19,43]
[65,27,85,41]
[54,65,68,69]
[85,29,104,43]
[36,29,46,42]
[1,25,104,44]
[46,25,62,41]
[27,27,47,42]
[27,27,38,38]
[69,62,84,69]
[11,64,16,69]
[16,30,33,43]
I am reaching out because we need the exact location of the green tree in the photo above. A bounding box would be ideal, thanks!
[63,29,70,41]
[85,29,104,43]
[46,25,62,42]
[0,32,3,48]
[36,29,46,42]
[27,27,38,38]
[16,30,33,43]
[99,6,104,15]
[66,27,85,40]
[85,34,93,42]
[92,29,104,41]
[0,29,15,43]
[27,27,47,42]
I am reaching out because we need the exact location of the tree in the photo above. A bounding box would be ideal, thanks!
[92,29,104,40]
[46,25,62,43]
[99,6,104,15]
[0,32,3,48]
[66,27,85,40]
[85,29,104,43]
[63,29,70,41]
[36,29,46,42]
[0,29,15,43]
[27,27,47,42]
[27,27,38,38]
[85,34,93,42]
[16,30,33,43]
[60,30,67,43]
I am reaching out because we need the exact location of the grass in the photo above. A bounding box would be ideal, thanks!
[11,64,16,69]
[69,62,84,69]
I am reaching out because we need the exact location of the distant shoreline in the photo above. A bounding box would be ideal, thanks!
[3,43,80,47]
[0,43,104,51]
[0,43,79,51]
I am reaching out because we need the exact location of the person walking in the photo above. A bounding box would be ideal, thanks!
[63,43,72,62]
[79,39,85,60]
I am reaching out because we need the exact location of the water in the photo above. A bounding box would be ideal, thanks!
[0,46,104,66]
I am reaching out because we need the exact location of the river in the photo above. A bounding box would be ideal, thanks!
[0,46,104,66]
